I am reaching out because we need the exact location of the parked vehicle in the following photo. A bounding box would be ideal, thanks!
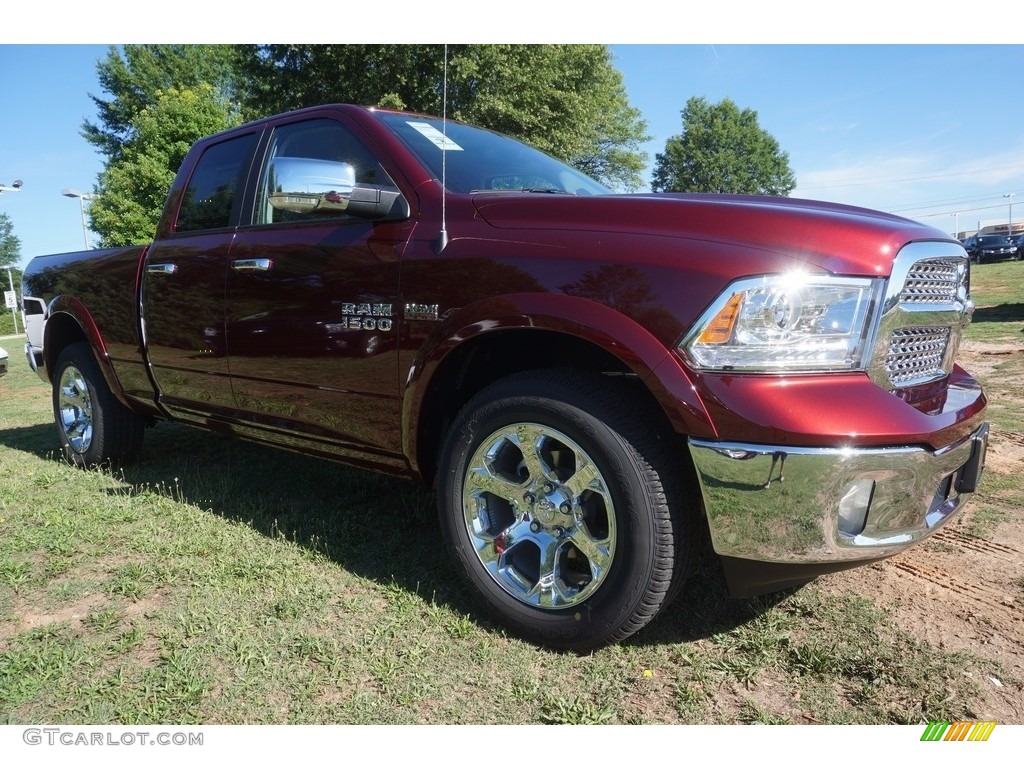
[1009,233,1024,260]
[0,346,7,378]
[20,104,989,649]
[961,233,1018,263]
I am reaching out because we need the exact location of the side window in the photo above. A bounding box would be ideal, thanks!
[256,118,398,225]
[176,134,256,233]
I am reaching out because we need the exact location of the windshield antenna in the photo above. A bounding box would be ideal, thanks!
[434,44,450,254]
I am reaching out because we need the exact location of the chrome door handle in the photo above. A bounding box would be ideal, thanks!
[231,258,273,273]
[146,263,178,275]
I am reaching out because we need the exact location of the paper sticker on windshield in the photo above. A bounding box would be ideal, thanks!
[407,122,464,151]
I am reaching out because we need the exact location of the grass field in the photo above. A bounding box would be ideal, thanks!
[1,262,1021,725]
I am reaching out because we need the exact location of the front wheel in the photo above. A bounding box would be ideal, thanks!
[437,370,695,650]
[52,342,144,468]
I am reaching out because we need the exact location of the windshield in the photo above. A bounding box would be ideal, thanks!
[372,111,610,196]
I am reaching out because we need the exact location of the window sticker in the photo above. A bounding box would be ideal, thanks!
[407,122,464,151]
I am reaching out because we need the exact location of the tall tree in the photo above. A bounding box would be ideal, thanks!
[81,45,243,246]
[83,44,240,162]
[651,97,796,196]
[89,86,235,246]
[0,212,20,266]
[236,44,649,190]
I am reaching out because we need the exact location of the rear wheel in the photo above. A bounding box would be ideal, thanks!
[52,342,144,468]
[437,370,696,650]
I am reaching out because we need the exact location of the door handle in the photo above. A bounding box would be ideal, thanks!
[231,258,273,273]
[146,263,178,275]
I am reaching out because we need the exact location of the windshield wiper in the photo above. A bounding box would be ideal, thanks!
[470,187,575,195]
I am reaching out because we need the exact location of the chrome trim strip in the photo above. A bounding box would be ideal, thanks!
[689,422,988,564]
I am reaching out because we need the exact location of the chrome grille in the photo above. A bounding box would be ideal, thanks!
[899,258,964,304]
[885,327,951,386]
[868,242,973,391]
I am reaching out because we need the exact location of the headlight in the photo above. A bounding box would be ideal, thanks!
[680,273,884,372]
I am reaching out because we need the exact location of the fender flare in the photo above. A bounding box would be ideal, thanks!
[43,296,131,407]
[401,292,716,476]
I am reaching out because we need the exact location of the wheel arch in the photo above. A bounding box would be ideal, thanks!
[43,297,130,407]
[403,294,714,486]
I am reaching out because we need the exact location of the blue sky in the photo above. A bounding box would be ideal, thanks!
[2,41,1023,269]
[616,45,1024,233]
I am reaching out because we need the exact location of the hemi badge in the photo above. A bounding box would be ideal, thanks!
[405,303,440,321]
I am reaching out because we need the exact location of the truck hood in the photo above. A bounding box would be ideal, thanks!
[471,192,956,277]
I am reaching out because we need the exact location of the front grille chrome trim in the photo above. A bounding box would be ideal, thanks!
[867,242,973,391]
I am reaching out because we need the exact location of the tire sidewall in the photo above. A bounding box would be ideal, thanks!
[438,383,663,649]
[52,344,108,468]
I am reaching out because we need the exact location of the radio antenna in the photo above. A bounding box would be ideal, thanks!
[435,43,450,254]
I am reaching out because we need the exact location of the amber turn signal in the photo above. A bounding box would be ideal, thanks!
[697,292,742,344]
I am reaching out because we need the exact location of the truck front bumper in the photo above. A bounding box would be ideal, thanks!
[689,421,989,596]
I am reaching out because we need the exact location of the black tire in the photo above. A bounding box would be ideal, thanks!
[437,369,696,650]
[52,342,144,468]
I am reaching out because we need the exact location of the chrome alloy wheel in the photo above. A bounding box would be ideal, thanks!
[58,365,94,454]
[462,423,616,609]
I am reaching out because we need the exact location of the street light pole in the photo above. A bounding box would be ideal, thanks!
[1004,193,1016,235]
[61,188,95,249]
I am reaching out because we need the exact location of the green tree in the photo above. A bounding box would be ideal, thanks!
[651,97,796,195]
[82,45,243,246]
[89,86,235,246]
[0,212,20,266]
[83,44,240,162]
[236,44,649,190]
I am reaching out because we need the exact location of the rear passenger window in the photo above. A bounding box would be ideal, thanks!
[176,134,256,233]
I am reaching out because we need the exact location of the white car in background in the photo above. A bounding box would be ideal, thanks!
[0,346,7,377]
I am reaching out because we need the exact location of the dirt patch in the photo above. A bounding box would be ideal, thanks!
[956,341,1024,373]
[10,593,109,634]
[987,427,1024,474]
[1,589,171,639]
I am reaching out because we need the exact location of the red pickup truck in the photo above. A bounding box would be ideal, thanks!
[21,104,989,649]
